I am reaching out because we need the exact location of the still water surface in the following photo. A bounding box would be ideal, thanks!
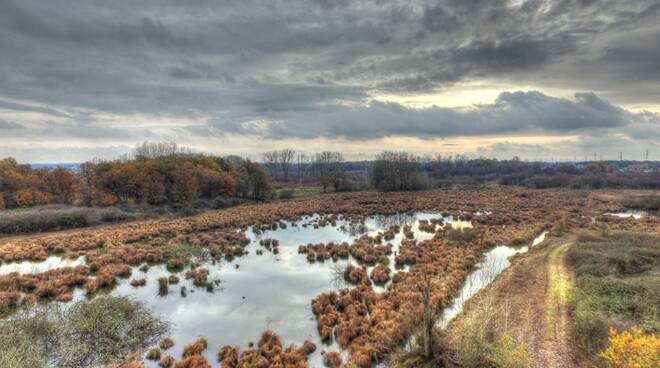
[1,212,472,366]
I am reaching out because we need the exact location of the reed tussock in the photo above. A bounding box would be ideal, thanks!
[216,330,313,368]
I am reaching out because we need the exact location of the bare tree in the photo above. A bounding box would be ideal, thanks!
[295,152,308,184]
[278,149,296,182]
[262,151,279,180]
[312,151,345,193]
[134,141,190,159]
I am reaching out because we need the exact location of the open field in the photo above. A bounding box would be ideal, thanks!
[0,186,658,367]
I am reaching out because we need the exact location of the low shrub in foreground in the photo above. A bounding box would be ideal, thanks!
[599,328,660,368]
[0,296,169,367]
[447,294,532,368]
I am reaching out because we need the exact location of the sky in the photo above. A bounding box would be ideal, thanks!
[1,0,659,163]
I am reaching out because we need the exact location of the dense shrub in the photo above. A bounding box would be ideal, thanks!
[599,328,660,368]
[0,296,168,368]
[0,143,271,210]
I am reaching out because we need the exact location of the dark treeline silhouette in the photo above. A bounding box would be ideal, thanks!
[262,149,361,192]
[423,155,660,190]
[0,142,271,209]
[264,149,660,192]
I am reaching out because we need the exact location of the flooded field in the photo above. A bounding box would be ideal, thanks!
[3,187,631,367]
[0,212,474,366]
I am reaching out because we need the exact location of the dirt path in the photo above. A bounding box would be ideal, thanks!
[541,242,575,368]
[446,237,578,368]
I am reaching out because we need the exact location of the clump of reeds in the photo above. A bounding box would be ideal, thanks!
[217,346,239,366]
[182,337,208,358]
[158,355,175,368]
[160,337,175,350]
[168,275,180,284]
[370,264,391,284]
[166,258,184,271]
[83,263,132,294]
[343,264,367,284]
[146,347,161,360]
[323,351,342,368]
[184,268,213,290]
[172,355,211,368]
[158,277,169,296]
[130,278,146,287]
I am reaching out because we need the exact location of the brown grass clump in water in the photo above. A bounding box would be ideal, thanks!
[348,236,392,264]
[343,264,368,284]
[418,219,436,233]
[168,275,180,284]
[184,268,212,289]
[217,331,311,368]
[300,242,350,263]
[158,277,169,295]
[323,351,342,368]
[300,340,316,355]
[159,355,175,368]
[160,337,175,350]
[217,346,239,367]
[146,347,162,360]
[130,278,146,287]
[83,263,132,294]
[370,264,391,284]
[173,355,211,368]
[182,337,208,358]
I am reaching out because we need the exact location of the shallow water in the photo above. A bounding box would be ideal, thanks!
[436,231,547,328]
[0,255,85,275]
[0,212,473,367]
[604,210,650,219]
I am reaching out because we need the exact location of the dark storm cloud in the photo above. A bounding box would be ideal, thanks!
[0,0,658,150]
[204,91,653,140]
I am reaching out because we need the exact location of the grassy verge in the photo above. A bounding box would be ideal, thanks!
[567,231,659,365]
[274,186,324,199]
[0,205,141,235]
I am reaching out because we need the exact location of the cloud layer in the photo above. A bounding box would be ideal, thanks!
[1,0,659,161]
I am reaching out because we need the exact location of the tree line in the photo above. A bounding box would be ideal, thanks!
[262,149,352,192]
[0,143,271,209]
[4,144,660,210]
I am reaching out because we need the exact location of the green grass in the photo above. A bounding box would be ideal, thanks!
[275,186,324,199]
[567,231,660,361]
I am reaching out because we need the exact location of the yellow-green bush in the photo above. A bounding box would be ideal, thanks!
[599,328,660,368]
